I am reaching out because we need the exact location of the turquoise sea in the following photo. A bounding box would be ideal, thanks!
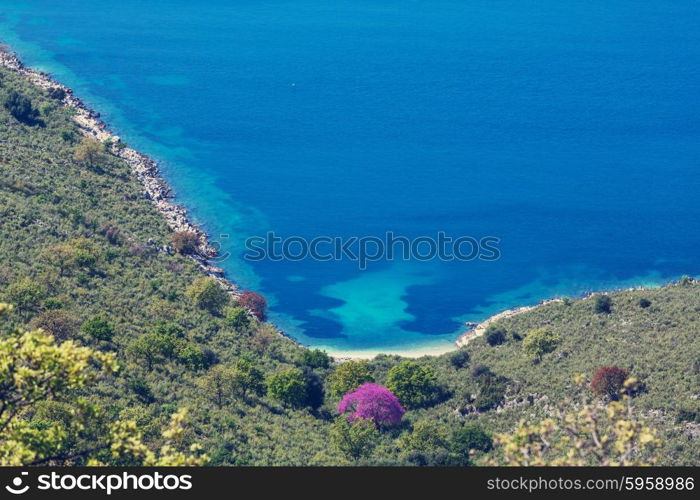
[2,1,699,355]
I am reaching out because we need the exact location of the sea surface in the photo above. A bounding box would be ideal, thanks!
[2,1,699,355]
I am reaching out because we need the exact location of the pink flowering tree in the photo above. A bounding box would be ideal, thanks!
[337,383,405,427]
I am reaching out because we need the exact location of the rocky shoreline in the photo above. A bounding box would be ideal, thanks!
[0,44,237,296]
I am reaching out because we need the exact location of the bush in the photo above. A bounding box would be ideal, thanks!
[73,138,106,169]
[638,298,651,309]
[237,290,267,321]
[449,349,470,369]
[485,325,507,346]
[594,295,612,314]
[330,416,379,461]
[171,231,199,255]
[186,277,229,314]
[46,87,66,100]
[451,424,493,461]
[29,310,80,341]
[127,334,170,371]
[230,358,266,399]
[267,368,308,409]
[590,366,628,399]
[400,420,449,454]
[522,327,561,362]
[301,367,325,410]
[224,306,250,330]
[337,383,405,427]
[81,315,115,341]
[475,374,508,411]
[300,349,331,369]
[328,360,374,397]
[128,377,154,403]
[3,89,39,124]
[173,342,206,369]
[4,278,45,312]
[471,364,494,379]
[386,361,439,409]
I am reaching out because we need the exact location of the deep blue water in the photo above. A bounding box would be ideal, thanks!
[2,1,699,354]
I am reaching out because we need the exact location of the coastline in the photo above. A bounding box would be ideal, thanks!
[1,42,688,361]
[0,43,236,297]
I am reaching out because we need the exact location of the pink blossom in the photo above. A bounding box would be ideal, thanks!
[337,383,405,427]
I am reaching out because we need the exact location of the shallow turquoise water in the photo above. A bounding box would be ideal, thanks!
[2,1,699,354]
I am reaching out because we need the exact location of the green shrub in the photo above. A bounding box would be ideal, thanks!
[522,327,561,362]
[3,89,39,124]
[594,295,612,314]
[81,315,114,341]
[451,424,493,461]
[328,360,374,397]
[4,278,45,312]
[485,325,507,346]
[222,307,246,330]
[386,361,439,409]
[330,416,379,461]
[186,277,229,314]
[300,349,331,369]
[267,368,308,409]
[449,349,470,369]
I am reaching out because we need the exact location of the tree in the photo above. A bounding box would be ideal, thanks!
[485,325,507,346]
[386,361,439,409]
[451,424,493,463]
[237,290,267,321]
[300,348,331,369]
[330,416,379,461]
[186,277,229,315]
[591,366,629,400]
[224,306,250,330]
[267,368,308,409]
[73,138,105,169]
[173,341,207,370]
[229,358,266,400]
[251,325,275,354]
[399,420,457,466]
[107,408,208,466]
[4,277,45,313]
[337,383,404,427]
[127,333,171,371]
[400,420,449,454]
[638,298,651,309]
[29,310,79,341]
[594,295,612,314]
[0,303,118,465]
[171,231,200,255]
[328,360,374,397]
[45,238,100,276]
[522,327,561,362]
[81,315,115,342]
[3,89,39,124]
[199,365,236,409]
[449,349,470,369]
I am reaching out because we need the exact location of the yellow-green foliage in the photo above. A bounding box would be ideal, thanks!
[522,327,562,361]
[491,376,659,466]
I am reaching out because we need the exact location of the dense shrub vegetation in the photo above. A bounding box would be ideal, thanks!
[0,64,697,465]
